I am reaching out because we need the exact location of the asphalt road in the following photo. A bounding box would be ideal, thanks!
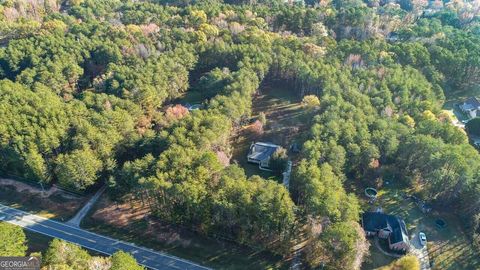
[0,204,210,270]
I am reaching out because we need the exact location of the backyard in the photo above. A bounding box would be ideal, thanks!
[359,182,480,270]
[230,80,311,179]
[442,86,480,123]
[443,85,480,108]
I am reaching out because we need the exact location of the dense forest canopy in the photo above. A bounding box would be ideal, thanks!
[0,0,480,269]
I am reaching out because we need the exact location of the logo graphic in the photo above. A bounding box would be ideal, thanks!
[0,257,40,270]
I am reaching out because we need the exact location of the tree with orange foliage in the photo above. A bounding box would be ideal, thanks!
[165,104,189,122]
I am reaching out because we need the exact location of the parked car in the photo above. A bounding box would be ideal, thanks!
[187,104,203,111]
[419,232,427,246]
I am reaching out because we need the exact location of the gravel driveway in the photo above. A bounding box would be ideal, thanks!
[410,232,431,270]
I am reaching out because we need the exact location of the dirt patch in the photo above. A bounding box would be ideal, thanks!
[91,196,149,227]
[85,195,288,269]
[0,178,85,220]
[91,196,192,247]
[0,178,79,199]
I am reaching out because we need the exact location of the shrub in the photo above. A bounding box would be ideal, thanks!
[379,255,420,270]
[270,147,288,175]
[302,95,320,109]
[258,112,267,125]
[250,120,264,135]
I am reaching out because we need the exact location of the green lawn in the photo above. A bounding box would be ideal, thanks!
[359,182,480,270]
[175,89,206,105]
[362,240,395,270]
[444,85,480,105]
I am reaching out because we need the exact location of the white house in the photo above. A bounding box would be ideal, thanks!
[460,97,480,119]
[247,142,280,171]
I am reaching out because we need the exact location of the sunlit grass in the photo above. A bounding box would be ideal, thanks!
[0,185,80,221]
[360,183,480,270]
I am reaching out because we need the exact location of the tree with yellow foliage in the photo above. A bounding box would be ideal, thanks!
[379,255,420,270]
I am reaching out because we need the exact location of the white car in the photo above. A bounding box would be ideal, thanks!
[419,232,427,246]
[187,104,202,111]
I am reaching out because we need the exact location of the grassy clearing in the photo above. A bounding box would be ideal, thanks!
[357,181,480,270]
[444,85,480,105]
[230,80,310,179]
[362,240,395,269]
[175,89,206,105]
[250,81,309,144]
[442,85,480,127]
[442,86,480,122]
[0,181,85,221]
[428,228,480,270]
[82,195,288,270]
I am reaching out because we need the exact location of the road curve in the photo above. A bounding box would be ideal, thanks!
[0,204,211,270]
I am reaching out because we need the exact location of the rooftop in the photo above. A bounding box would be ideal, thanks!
[247,142,279,162]
[362,212,409,244]
[462,97,480,111]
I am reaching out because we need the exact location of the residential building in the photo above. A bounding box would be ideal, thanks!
[247,142,280,171]
[460,97,480,119]
[362,212,410,251]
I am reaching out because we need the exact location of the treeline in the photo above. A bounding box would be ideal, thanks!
[0,222,144,270]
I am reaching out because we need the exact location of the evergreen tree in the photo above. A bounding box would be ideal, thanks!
[0,222,27,257]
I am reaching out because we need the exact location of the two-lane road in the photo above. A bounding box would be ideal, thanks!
[0,204,210,270]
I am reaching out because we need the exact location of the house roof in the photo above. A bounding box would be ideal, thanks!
[362,212,389,232]
[463,97,480,111]
[390,217,409,244]
[247,142,279,161]
[362,212,409,244]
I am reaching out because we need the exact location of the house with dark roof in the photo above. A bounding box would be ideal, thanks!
[362,212,410,252]
[460,97,480,119]
[247,142,280,171]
